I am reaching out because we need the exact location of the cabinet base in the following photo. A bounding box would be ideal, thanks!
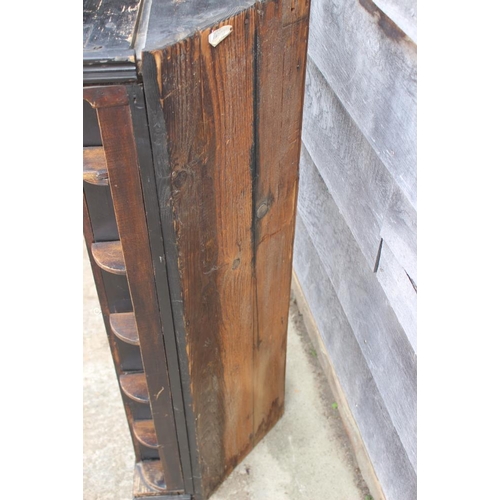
[133,462,191,500]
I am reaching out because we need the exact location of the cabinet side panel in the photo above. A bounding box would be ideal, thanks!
[143,1,310,497]
[148,10,256,497]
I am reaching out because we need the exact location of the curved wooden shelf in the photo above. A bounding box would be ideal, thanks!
[137,461,166,492]
[120,372,149,403]
[110,312,139,345]
[133,420,159,449]
[91,241,126,275]
[83,147,109,185]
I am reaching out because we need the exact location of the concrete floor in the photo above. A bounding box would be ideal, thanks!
[83,245,371,499]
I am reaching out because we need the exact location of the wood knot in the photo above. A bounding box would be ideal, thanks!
[256,202,269,219]
[173,170,188,189]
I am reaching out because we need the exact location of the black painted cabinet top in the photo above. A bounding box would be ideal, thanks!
[83,0,257,84]
[83,0,143,83]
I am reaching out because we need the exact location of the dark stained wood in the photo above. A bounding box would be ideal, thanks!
[144,1,310,496]
[120,372,150,403]
[110,311,140,345]
[83,196,142,460]
[140,54,205,499]
[94,90,184,490]
[149,11,256,495]
[84,85,130,108]
[91,241,126,275]
[83,147,109,185]
[85,2,311,496]
[252,0,310,444]
[127,84,197,496]
[133,420,159,449]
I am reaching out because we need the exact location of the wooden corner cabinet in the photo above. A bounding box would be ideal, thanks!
[83,1,310,499]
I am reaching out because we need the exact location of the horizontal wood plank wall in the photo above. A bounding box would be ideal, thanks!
[307,0,417,210]
[293,215,416,500]
[294,0,417,499]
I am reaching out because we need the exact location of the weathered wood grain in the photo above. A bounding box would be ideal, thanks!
[252,0,310,444]
[144,2,310,496]
[297,145,417,472]
[376,240,416,352]
[293,215,417,500]
[302,58,393,267]
[94,92,184,489]
[380,186,417,284]
[83,147,109,185]
[91,241,126,275]
[372,0,417,43]
[307,0,417,208]
[150,11,256,496]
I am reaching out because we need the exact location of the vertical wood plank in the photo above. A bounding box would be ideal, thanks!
[252,0,310,442]
[145,2,311,496]
[152,10,256,496]
[127,85,196,496]
[93,89,184,491]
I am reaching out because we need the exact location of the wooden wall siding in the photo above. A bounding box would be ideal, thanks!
[296,145,417,473]
[372,0,417,43]
[295,1,417,498]
[302,59,394,267]
[293,215,417,500]
[302,58,417,325]
[307,0,417,209]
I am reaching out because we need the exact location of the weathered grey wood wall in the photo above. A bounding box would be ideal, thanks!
[293,0,417,498]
